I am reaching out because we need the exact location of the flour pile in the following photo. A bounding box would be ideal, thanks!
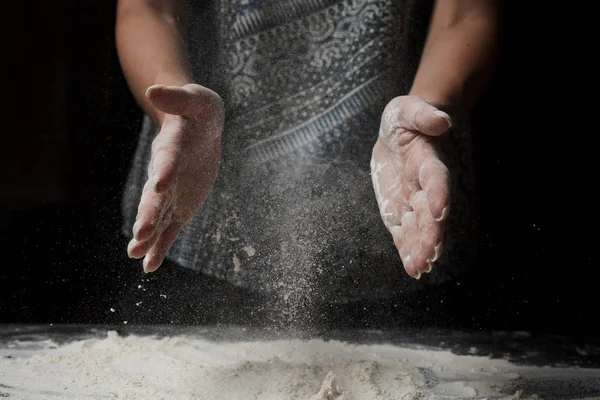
[1,331,599,399]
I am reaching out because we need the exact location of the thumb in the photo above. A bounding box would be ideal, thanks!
[385,96,452,137]
[146,84,207,118]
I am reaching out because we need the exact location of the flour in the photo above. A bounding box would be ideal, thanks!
[1,331,598,399]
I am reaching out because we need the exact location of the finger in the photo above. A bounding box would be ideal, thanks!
[419,158,450,221]
[390,225,408,272]
[130,208,174,259]
[401,213,429,277]
[143,221,184,273]
[412,190,442,268]
[132,180,174,241]
[127,232,158,259]
[392,212,421,279]
[127,238,144,259]
[146,84,208,118]
[132,180,160,241]
[384,96,452,137]
[409,245,430,276]
[150,129,184,193]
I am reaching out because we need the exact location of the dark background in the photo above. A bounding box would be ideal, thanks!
[1,2,597,338]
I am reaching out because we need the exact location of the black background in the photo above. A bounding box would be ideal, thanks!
[0,2,597,338]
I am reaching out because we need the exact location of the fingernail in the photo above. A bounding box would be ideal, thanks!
[432,243,443,262]
[434,110,452,128]
[436,206,449,222]
[127,240,136,258]
[143,256,150,273]
[425,260,433,273]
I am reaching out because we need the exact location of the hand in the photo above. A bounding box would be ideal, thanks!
[371,96,451,279]
[127,84,225,272]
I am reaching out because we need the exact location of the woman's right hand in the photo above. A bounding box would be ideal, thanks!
[127,84,225,272]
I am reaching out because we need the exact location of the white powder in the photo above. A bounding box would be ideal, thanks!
[1,331,598,399]
[243,245,256,257]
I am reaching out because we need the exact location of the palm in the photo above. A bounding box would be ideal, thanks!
[160,116,220,223]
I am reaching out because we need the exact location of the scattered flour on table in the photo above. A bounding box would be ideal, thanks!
[0,331,595,399]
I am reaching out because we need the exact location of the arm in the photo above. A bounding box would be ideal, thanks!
[409,0,502,116]
[116,0,194,125]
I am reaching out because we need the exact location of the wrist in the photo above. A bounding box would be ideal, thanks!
[153,68,196,88]
[408,88,464,119]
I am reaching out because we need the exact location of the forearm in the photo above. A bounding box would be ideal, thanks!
[409,0,502,117]
[116,0,194,125]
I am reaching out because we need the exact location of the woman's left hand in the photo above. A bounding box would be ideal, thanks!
[371,95,451,279]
